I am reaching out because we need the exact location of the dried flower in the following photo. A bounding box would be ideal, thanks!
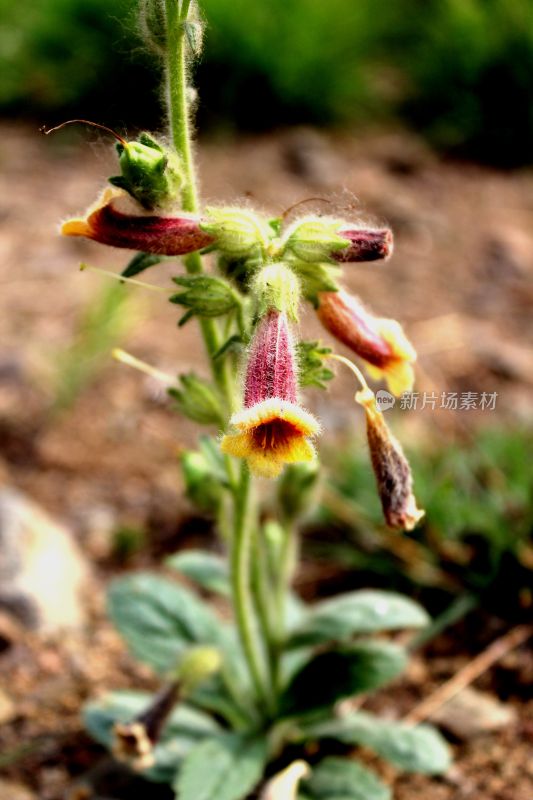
[317,289,416,396]
[112,681,180,772]
[356,385,424,531]
[221,310,320,478]
[61,188,214,255]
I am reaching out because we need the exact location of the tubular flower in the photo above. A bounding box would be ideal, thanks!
[356,385,424,531]
[316,289,416,396]
[334,227,393,263]
[61,188,215,255]
[221,309,320,478]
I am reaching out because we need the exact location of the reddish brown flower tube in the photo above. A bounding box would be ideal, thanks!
[61,188,215,255]
[334,228,393,263]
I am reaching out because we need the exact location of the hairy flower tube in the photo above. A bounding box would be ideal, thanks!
[317,289,416,396]
[356,385,424,530]
[61,188,215,255]
[333,227,393,263]
[221,309,320,478]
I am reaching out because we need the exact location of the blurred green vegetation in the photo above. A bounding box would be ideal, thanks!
[316,424,533,615]
[1,0,532,164]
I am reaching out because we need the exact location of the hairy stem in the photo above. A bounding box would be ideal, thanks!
[230,464,274,714]
[164,0,235,411]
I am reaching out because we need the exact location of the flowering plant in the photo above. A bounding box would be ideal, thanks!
[57,2,450,798]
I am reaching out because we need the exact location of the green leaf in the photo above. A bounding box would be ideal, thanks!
[175,732,267,800]
[281,641,407,716]
[107,573,226,674]
[296,340,334,390]
[299,756,391,800]
[288,591,429,649]
[166,550,230,597]
[121,251,165,278]
[300,711,451,775]
[84,690,220,783]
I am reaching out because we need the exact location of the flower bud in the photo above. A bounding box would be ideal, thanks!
[356,386,424,531]
[277,462,319,521]
[168,373,225,426]
[253,263,301,321]
[316,289,416,396]
[176,646,222,695]
[61,188,214,255]
[109,132,183,210]
[261,761,310,800]
[333,227,393,263]
[221,310,320,478]
[202,207,272,260]
[170,275,239,324]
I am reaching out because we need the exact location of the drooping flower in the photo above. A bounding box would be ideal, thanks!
[316,289,416,396]
[356,385,424,531]
[221,309,320,478]
[282,217,393,264]
[61,188,215,255]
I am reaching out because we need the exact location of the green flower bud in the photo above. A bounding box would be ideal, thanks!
[296,340,334,389]
[170,275,239,325]
[176,646,222,696]
[253,263,301,321]
[283,217,349,263]
[202,207,272,260]
[277,462,319,521]
[168,374,225,426]
[109,132,183,211]
[180,450,224,511]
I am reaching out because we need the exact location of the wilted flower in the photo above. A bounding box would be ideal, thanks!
[221,309,320,478]
[356,385,424,531]
[112,680,180,772]
[61,188,214,255]
[316,289,416,396]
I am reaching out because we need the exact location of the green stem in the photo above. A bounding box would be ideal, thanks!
[230,463,274,714]
[271,520,298,694]
[164,0,235,412]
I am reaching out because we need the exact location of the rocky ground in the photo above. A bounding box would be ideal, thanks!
[0,121,532,798]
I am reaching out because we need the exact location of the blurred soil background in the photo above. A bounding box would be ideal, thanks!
[1,0,533,797]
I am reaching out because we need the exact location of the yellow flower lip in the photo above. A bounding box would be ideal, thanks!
[221,398,320,479]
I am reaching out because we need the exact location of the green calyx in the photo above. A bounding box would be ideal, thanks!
[180,449,224,511]
[202,208,273,261]
[297,340,334,389]
[282,217,349,263]
[253,262,301,321]
[109,132,183,210]
[169,373,225,426]
[170,275,241,326]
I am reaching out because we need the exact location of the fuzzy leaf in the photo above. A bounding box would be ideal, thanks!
[288,590,429,648]
[175,732,267,800]
[281,641,407,716]
[166,550,230,596]
[107,573,226,673]
[296,341,334,389]
[299,756,391,800]
[84,690,220,783]
[300,711,451,775]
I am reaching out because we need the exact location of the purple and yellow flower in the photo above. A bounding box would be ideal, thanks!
[61,188,214,255]
[317,289,416,396]
[221,309,320,478]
